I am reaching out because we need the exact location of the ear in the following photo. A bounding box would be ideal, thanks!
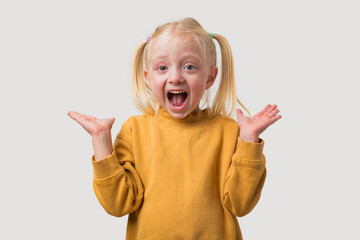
[205,66,218,89]
[144,69,150,84]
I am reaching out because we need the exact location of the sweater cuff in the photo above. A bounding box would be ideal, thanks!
[234,137,265,160]
[91,152,122,179]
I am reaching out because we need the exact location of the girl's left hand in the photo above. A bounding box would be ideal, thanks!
[236,104,282,142]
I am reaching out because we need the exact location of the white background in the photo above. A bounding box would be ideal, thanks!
[1,0,359,239]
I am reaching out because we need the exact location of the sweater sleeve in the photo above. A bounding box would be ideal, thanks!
[90,117,144,217]
[223,137,266,217]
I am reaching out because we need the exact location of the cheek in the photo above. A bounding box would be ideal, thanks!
[191,77,207,96]
[149,80,165,98]
[190,85,206,103]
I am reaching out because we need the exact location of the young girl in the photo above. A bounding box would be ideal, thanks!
[68,17,281,240]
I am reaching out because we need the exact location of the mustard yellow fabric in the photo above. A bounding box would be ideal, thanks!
[91,107,266,240]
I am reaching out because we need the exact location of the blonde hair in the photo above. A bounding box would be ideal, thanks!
[131,17,251,118]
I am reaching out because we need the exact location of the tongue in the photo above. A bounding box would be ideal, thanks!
[171,93,186,106]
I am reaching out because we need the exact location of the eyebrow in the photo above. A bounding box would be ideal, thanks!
[151,54,201,62]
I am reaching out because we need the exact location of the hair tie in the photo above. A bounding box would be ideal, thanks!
[209,33,215,39]
[146,36,151,42]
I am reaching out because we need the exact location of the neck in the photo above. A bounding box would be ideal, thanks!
[153,106,217,128]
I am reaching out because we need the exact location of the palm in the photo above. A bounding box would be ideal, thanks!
[236,104,282,136]
[68,111,115,136]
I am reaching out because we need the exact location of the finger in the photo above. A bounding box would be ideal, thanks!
[70,111,97,122]
[270,114,282,124]
[68,112,92,126]
[68,111,82,120]
[85,114,97,121]
[267,109,280,118]
[254,104,271,118]
[69,113,86,125]
[264,104,277,115]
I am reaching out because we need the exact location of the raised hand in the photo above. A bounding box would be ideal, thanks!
[67,111,115,137]
[236,104,282,143]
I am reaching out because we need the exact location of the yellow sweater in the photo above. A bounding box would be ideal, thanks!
[91,107,266,240]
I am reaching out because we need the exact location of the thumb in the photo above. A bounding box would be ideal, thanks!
[103,117,115,128]
[236,109,247,126]
[102,117,116,131]
[236,109,244,121]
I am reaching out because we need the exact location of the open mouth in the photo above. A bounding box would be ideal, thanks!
[167,90,188,108]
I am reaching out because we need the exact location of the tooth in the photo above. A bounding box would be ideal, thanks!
[169,91,185,94]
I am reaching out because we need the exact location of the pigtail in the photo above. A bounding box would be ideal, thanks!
[131,40,156,115]
[212,34,252,118]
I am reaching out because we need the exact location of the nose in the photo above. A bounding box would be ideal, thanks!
[168,67,184,85]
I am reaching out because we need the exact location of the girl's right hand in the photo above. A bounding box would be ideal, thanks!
[67,111,115,137]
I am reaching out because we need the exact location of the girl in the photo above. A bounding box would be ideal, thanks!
[68,17,281,240]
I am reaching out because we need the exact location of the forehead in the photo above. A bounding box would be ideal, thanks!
[148,34,205,62]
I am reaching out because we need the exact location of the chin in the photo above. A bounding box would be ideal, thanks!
[162,105,189,119]
[168,111,189,119]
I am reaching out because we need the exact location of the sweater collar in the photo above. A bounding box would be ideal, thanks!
[153,106,217,128]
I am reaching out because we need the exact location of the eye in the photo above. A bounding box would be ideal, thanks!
[184,65,195,70]
[157,65,167,71]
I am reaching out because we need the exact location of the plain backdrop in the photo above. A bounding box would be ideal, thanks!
[1,0,359,239]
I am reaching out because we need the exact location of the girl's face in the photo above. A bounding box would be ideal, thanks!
[144,38,218,119]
